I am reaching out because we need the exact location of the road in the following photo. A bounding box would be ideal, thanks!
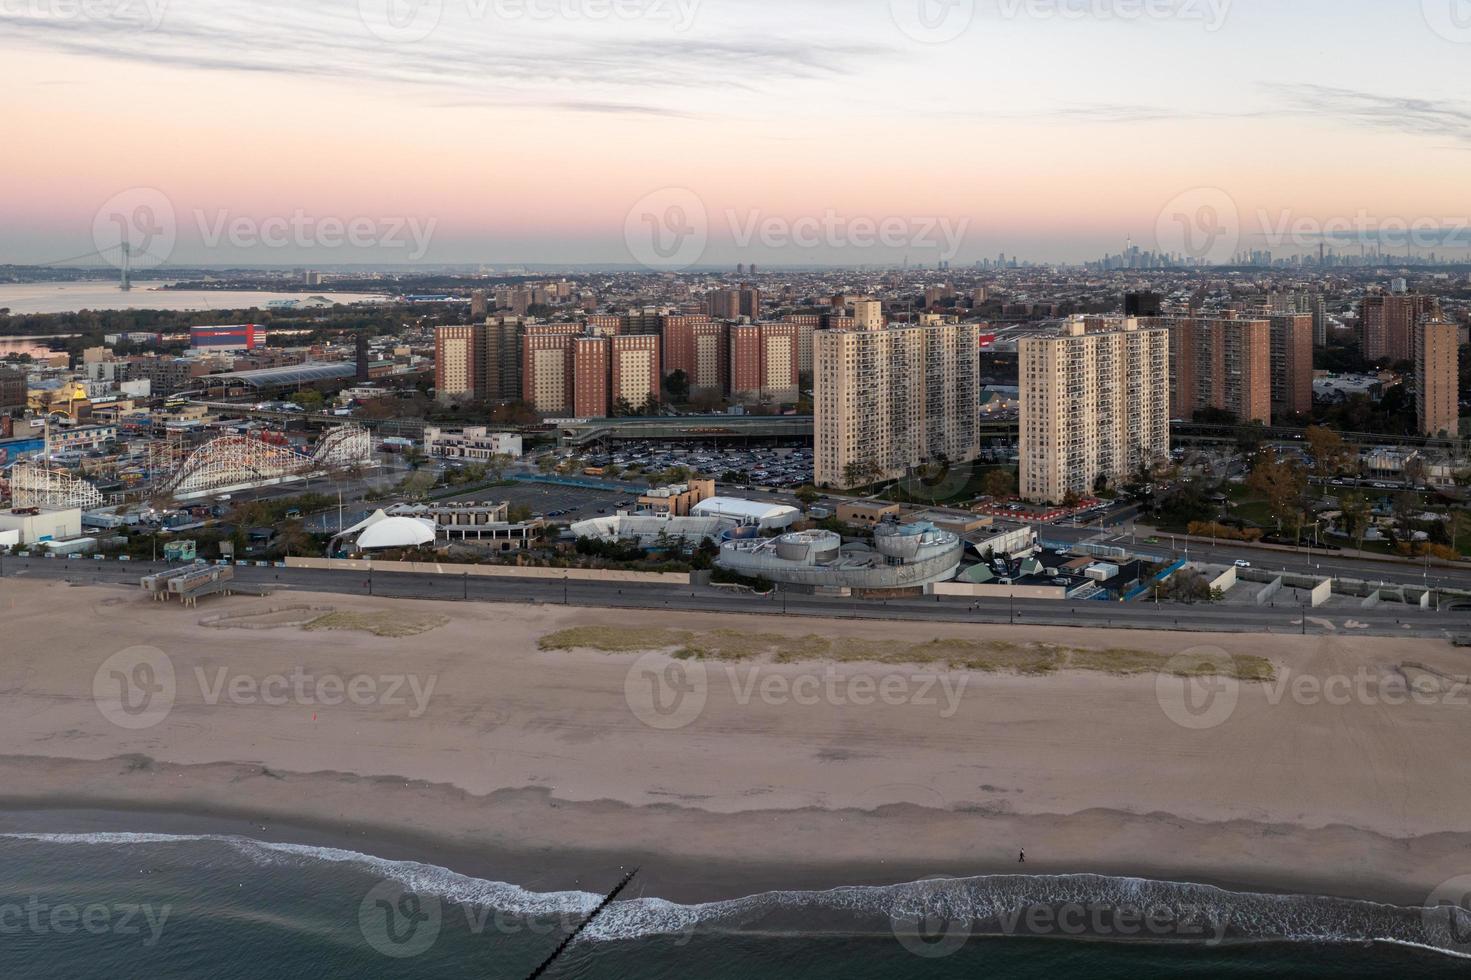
[1041,516,1471,593]
[7,557,1470,640]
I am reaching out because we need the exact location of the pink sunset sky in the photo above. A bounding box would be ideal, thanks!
[4,0,1471,266]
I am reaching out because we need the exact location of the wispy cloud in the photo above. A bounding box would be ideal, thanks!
[1268,84,1471,145]
[1,0,879,113]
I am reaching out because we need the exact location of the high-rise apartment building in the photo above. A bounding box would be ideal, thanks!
[1145,315,1271,425]
[814,321,979,488]
[849,299,884,331]
[570,337,609,418]
[1124,291,1162,317]
[705,284,762,321]
[1019,316,1171,504]
[609,334,660,414]
[521,330,660,417]
[435,324,485,401]
[1416,316,1460,437]
[522,329,576,413]
[1361,292,1437,363]
[660,314,726,394]
[1267,312,1314,421]
[729,322,799,404]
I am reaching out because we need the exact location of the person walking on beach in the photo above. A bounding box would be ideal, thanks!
[1018,848,1025,864]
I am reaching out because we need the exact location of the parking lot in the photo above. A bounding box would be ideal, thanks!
[578,442,814,489]
[440,482,633,523]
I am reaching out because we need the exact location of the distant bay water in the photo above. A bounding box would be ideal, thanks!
[0,281,389,316]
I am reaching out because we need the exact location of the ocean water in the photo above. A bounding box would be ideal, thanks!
[0,833,1467,979]
[0,282,387,315]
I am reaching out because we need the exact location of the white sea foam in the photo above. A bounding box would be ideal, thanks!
[5,832,1470,957]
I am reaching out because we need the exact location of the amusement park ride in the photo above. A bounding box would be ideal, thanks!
[7,422,375,509]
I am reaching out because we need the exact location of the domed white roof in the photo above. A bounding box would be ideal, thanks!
[356,516,436,550]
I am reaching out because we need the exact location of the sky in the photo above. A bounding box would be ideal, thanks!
[4,0,1471,269]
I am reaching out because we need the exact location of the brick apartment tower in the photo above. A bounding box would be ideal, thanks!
[1145,315,1271,425]
[435,324,485,401]
[1416,316,1460,437]
[1267,312,1314,421]
[1361,292,1438,363]
[729,322,799,404]
[659,314,726,395]
[570,337,609,418]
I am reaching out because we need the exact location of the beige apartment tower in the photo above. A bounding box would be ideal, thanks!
[1020,317,1171,505]
[814,321,979,488]
[1416,317,1460,438]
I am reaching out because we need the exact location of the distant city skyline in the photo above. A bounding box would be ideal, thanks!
[6,0,1471,267]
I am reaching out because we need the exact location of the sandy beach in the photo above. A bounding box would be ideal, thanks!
[2,578,1469,906]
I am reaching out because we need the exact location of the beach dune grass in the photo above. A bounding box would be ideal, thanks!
[538,626,1276,680]
[302,610,449,639]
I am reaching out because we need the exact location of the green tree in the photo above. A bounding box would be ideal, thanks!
[794,484,820,507]
[662,369,690,403]
[980,468,1017,500]
[1304,425,1347,481]
[1248,448,1308,540]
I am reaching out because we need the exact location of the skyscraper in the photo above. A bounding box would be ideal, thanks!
[435,324,485,401]
[1267,313,1314,422]
[1019,317,1171,504]
[660,314,726,394]
[1145,315,1271,425]
[1361,292,1437,363]
[1416,316,1460,438]
[814,321,979,488]
[729,322,799,404]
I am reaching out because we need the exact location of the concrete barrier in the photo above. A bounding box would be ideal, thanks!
[1310,578,1333,608]
[1256,576,1285,606]
[930,582,1068,600]
[1206,566,1238,593]
[285,557,690,585]
[1362,590,1381,609]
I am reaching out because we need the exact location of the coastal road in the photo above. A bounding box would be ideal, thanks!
[6,557,1470,640]
[1041,522,1471,593]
